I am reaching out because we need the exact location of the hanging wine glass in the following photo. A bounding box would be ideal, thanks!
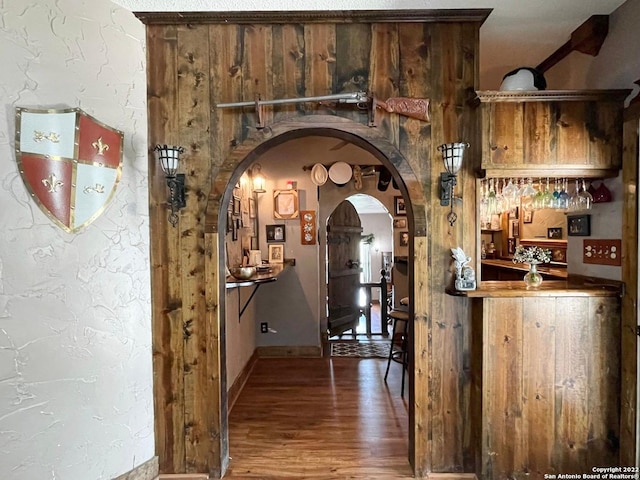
[533,178,546,209]
[502,177,519,211]
[542,177,554,208]
[577,178,593,210]
[558,178,570,210]
[520,177,537,211]
[479,180,489,227]
[568,178,581,211]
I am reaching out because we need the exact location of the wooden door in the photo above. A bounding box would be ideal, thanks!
[327,200,362,337]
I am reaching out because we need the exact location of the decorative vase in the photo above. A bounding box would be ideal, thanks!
[523,263,543,288]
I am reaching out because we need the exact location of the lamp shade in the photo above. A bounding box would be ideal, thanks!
[438,142,469,175]
[252,164,266,193]
[154,144,185,176]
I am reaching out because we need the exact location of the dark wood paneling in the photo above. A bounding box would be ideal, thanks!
[620,114,639,465]
[146,18,482,478]
[479,296,621,478]
[147,24,186,475]
[175,23,216,474]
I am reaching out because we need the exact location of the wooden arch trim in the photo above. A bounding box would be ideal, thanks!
[204,114,427,237]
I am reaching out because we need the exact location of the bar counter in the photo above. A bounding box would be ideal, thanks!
[466,279,621,298]
[468,277,622,476]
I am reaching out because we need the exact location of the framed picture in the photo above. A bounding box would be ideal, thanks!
[268,244,284,263]
[232,195,241,216]
[274,189,299,219]
[399,231,409,247]
[393,218,407,229]
[547,227,562,239]
[568,214,591,236]
[510,219,519,238]
[394,196,406,216]
[266,224,286,243]
[508,206,519,219]
[522,209,533,223]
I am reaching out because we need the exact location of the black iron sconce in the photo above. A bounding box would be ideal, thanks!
[154,144,186,227]
[438,142,469,226]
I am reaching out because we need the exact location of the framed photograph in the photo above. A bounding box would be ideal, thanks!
[232,218,239,241]
[510,219,519,238]
[568,214,591,236]
[266,224,286,243]
[508,206,519,219]
[394,196,406,216]
[547,227,562,239]
[274,189,299,219]
[268,244,284,263]
[393,218,407,229]
[399,231,409,247]
[232,195,241,216]
[522,209,533,223]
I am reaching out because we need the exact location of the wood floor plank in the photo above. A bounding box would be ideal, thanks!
[225,357,413,479]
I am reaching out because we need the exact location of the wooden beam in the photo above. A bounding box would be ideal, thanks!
[536,15,609,73]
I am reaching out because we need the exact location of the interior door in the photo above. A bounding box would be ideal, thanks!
[327,200,363,337]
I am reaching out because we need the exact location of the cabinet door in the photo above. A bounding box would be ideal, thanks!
[479,92,625,176]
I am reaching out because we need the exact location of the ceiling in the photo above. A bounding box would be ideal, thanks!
[114,0,627,89]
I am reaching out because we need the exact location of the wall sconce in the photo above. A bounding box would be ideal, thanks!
[154,144,186,227]
[438,142,469,226]
[252,163,266,193]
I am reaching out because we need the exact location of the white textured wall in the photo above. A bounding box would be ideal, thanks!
[0,1,153,479]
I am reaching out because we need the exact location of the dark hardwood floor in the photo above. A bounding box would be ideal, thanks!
[225,356,412,479]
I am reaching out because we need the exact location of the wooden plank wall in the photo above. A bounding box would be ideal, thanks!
[481,296,621,478]
[143,13,482,477]
[620,110,639,467]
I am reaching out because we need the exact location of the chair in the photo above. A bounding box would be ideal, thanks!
[384,307,410,396]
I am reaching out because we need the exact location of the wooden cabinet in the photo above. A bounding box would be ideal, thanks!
[469,287,622,478]
[476,90,628,178]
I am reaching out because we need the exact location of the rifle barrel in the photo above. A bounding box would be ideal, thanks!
[217,92,368,108]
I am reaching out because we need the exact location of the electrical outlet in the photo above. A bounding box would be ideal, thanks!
[260,322,268,333]
[583,239,622,266]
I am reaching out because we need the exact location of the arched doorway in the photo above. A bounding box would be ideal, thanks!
[204,115,427,476]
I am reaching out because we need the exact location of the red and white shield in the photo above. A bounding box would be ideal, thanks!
[15,107,123,233]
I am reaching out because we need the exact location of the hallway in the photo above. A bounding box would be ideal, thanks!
[225,357,412,479]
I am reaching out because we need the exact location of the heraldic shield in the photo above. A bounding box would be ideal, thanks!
[15,107,123,233]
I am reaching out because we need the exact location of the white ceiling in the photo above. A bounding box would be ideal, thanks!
[114,0,627,89]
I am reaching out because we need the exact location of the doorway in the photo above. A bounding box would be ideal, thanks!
[216,123,418,477]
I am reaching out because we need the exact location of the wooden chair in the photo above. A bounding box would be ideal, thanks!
[384,307,410,396]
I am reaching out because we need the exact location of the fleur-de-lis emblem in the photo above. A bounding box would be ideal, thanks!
[42,173,64,193]
[91,137,109,155]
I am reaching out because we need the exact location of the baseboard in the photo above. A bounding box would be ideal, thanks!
[256,345,322,357]
[228,349,258,411]
[157,475,208,480]
[112,456,158,480]
[427,474,477,480]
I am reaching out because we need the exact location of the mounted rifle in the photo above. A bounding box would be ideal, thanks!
[216,91,430,128]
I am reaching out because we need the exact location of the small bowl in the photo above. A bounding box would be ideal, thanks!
[229,266,256,280]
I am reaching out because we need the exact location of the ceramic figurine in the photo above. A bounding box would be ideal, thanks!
[451,247,477,291]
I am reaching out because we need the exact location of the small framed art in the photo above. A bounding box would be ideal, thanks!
[268,244,284,263]
[394,196,406,216]
[568,214,590,236]
[274,189,299,219]
[266,224,286,243]
[547,227,562,239]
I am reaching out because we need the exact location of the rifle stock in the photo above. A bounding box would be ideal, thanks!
[374,97,430,122]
